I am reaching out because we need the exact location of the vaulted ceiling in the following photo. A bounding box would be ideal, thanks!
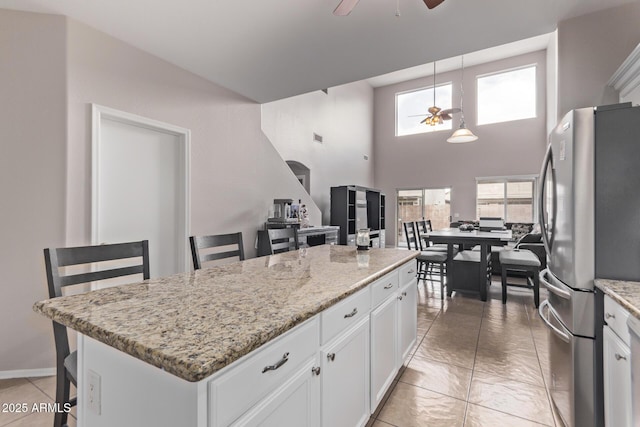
[3,0,637,102]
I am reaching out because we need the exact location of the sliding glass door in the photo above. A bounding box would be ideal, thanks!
[397,188,451,248]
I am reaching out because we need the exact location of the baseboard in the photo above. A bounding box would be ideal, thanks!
[0,367,56,380]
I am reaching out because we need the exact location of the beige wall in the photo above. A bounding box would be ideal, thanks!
[0,10,68,373]
[373,51,548,246]
[261,82,375,224]
[1,11,321,373]
[557,2,640,119]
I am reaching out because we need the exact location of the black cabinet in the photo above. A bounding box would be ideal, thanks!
[331,186,385,247]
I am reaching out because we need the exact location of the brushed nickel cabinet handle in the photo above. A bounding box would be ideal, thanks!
[262,352,289,373]
[384,283,394,289]
[398,295,403,301]
[605,312,615,320]
[312,366,321,375]
[615,353,627,361]
[344,308,358,318]
[327,353,336,362]
[408,269,415,274]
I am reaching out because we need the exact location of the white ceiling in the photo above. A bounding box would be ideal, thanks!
[2,0,637,102]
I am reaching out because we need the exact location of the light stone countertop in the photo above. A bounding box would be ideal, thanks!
[595,278,640,320]
[33,245,418,382]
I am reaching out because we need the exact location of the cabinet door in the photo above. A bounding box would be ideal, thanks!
[321,317,370,427]
[603,326,632,427]
[232,357,321,427]
[397,281,417,367]
[370,295,397,411]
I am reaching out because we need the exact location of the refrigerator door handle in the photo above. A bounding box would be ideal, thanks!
[538,143,556,255]
[539,300,571,344]
[540,268,571,300]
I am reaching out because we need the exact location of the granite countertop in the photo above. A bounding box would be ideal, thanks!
[594,278,640,320]
[34,245,417,382]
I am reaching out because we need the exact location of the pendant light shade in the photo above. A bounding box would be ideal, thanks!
[447,56,477,144]
[447,123,478,143]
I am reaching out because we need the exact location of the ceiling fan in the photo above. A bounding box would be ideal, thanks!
[334,0,445,16]
[411,62,461,126]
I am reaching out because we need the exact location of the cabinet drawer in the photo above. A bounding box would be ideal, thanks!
[321,288,370,345]
[398,261,417,288]
[209,317,319,427]
[371,271,398,308]
[604,295,631,346]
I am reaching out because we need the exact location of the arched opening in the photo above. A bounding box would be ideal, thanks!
[286,160,310,194]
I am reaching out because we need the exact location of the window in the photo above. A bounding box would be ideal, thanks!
[477,65,536,125]
[396,84,453,136]
[476,177,536,223]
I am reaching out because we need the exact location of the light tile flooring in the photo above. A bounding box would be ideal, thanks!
[367,276,561,427]
[1,277,559,427]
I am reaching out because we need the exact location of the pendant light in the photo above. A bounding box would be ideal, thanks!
[447,56,478,143]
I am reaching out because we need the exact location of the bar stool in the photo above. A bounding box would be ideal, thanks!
[189,232,244,269]
[499,248,541,307]
[44,240,150,427]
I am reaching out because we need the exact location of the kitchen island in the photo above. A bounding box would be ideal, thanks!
[34,245,418,427]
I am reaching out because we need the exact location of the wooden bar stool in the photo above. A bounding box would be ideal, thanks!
[499,249,541,307]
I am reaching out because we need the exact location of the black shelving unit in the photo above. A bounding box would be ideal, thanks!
[331,185,385,247]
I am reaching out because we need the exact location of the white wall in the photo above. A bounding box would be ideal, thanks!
[557,2,640,118]
[0,11,321,373]
[261,82,375,224]
[0,10,68,374]
[373,51,547,246]
[64,18,320,254]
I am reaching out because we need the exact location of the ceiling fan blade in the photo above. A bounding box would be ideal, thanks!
[440,113,452,120]
[423,0,445,9]
[420,118,427,124]
[440,108,461,115]
[408,114,430,117]
[334,0,360,16]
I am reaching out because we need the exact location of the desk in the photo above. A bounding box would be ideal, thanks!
[428,228,512,301]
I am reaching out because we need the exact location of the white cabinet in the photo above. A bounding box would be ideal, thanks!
[603,296,632,427]
[370,294,398,410]
[321,316,370,427]
[397,280,417,366]
[231,357,321,427]
[209,318,319,427]
[370,264,417,412]
[628,316,640,425]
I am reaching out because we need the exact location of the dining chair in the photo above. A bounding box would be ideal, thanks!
[415,220,447,253]
[267,228,299,254]
[403,222,446,299]
[189,232,245,270]
[43,240,150,427]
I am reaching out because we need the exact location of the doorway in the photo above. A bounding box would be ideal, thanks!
[92,104,190,279]
[397,187,451,248]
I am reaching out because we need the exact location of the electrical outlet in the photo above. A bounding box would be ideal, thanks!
[88,369,101,415]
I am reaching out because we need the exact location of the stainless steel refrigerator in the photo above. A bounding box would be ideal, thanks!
[537,103,640,427]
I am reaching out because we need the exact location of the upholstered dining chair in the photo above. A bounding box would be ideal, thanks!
[189,232,245,270]
[43,240,150,427]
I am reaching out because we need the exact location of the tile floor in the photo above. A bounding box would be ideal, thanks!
[0,276,559,427]
[367,276,561,427]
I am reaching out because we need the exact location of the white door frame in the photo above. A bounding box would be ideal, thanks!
[91,104,191,273]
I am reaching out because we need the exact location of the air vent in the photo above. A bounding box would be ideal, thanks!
[313,133,323,143]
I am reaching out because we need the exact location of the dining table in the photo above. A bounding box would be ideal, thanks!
[427,227,513,301]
